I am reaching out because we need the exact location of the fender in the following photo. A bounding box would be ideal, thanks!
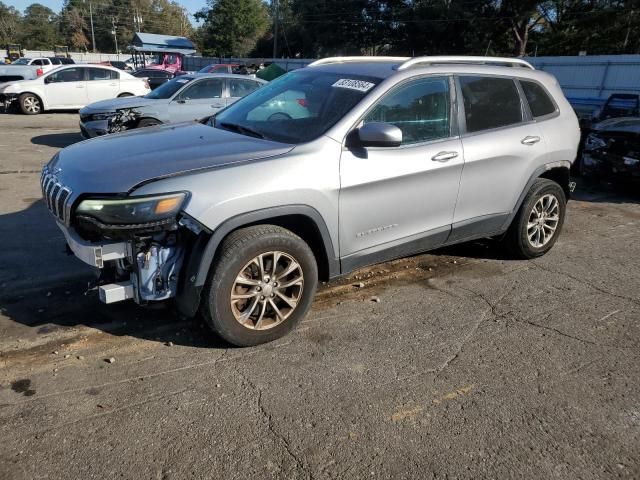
[175,205,339,318]
[499,160,572,232]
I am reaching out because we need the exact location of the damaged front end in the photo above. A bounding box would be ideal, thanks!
[42,169,204,307]
[80,108,142,138]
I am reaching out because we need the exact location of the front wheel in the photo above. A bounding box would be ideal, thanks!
[502,178,567,259]
[201,225,318,346]
[19,93,42,115]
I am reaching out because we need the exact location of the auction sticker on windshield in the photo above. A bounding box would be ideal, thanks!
[332,79,375,92]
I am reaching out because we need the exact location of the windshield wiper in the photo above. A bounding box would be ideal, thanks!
[219,121,265,139]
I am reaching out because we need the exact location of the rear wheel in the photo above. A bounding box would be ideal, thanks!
[118,92,133,97]
[202,225,318,346]
[502,178,566,259]
[19,93,42,115]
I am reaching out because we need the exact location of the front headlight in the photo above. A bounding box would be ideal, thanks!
[584,133,606,151]
[76,192,187,225]
[91,112,118,121]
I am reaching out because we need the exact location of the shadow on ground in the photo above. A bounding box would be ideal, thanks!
[0,180,634,350]
[31,132,83,148]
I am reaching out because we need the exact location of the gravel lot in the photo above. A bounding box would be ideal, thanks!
[0,112,639,480]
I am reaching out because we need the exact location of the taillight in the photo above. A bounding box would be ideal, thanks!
[297,98,308,108]
[36,68,43,76]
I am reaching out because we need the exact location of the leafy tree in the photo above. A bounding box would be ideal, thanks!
[0,1,22,46]
[19,4,60,49]
[196,0,270,56]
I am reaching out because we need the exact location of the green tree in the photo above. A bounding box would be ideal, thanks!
[0,1,22,47]
[196,0,269,56]
[20,4,60,49]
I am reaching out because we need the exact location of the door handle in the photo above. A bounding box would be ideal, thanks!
[211,104,224,108]
[521,136,541,145]
[431,151,459,162]
[76,85,84,88]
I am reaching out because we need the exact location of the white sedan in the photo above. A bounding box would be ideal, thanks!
[0,65,150,114]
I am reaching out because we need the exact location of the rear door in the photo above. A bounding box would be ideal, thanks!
[168,77,225,122]
[42,67,88,108]
[86,67,120,103]
[451,75,547,238]
[227,78,263,106]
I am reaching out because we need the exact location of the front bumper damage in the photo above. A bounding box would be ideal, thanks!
[79,109,142,139]
[57,218,191,306]
[0,93,18,110]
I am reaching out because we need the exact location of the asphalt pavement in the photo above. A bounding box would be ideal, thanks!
[0,112,638,480]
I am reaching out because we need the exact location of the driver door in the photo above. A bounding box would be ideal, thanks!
[339,76,464,268]
[168,77,225,122]
[43,67,88,108]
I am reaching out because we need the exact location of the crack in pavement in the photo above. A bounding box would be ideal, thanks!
[235,365,313,480]
[530,261,640,307]
[2,348,230,406]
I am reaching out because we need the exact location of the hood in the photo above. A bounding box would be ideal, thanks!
[48,122,294,194]
[80,96,156,114]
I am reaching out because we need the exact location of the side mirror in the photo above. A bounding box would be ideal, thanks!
[44,76,52,84]
[356,122,402,148]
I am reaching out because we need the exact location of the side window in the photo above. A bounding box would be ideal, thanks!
[32,59,43,65]
[47,67,84,83]
[179,78,223,100]
[110,70,119,80]
[520,80,557,118]
[88,68,113,81]
[230,79,261,98]
[460,76,523,133]
[363,76,451,145]
[50,58,61,65]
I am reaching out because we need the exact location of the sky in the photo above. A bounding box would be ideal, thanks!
[6,0,206,21]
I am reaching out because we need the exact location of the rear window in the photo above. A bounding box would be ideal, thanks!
[460,76,523,133]
[88,68,118,80]
[520,80,556,118]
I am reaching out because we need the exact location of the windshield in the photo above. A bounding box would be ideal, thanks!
[144,76,193,100]
[12,58,30,65]
[214,70,382,144]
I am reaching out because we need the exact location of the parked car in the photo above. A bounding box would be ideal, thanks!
[99,60,132,72]
[198,63,241,74]
[79,73,266,138]
[0,63,41,83]
[591,93,639,123]
[40,56,579,346]
[0,64,150,114]
[580,117,640,182]
[132,68,177,90]
[7,57,59,73]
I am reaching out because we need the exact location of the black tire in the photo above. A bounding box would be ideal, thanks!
[19,93,42,115]
[137,118,160,128]
[502,178,566,259]
[118,92,134,97]
[201,225,318,347]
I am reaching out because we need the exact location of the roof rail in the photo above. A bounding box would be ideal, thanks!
[308,56,410,67]
[397,56,535,71]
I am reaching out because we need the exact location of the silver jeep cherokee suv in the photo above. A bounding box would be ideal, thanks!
[41,56,580,346]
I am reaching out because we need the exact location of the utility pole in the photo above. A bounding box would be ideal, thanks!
[272,0,279,59]
[111,18,119,54]
[84,0,96,52]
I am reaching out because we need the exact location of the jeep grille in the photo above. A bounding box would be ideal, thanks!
[41,169,72,224]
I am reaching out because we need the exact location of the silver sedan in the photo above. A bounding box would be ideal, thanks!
[79,73,266,138]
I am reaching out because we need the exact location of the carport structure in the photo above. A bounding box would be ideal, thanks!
[128,32,196,72]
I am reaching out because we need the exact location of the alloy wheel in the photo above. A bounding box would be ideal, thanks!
[230,251,304,330]
[24,96,40,113]
[527,193,560,248]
